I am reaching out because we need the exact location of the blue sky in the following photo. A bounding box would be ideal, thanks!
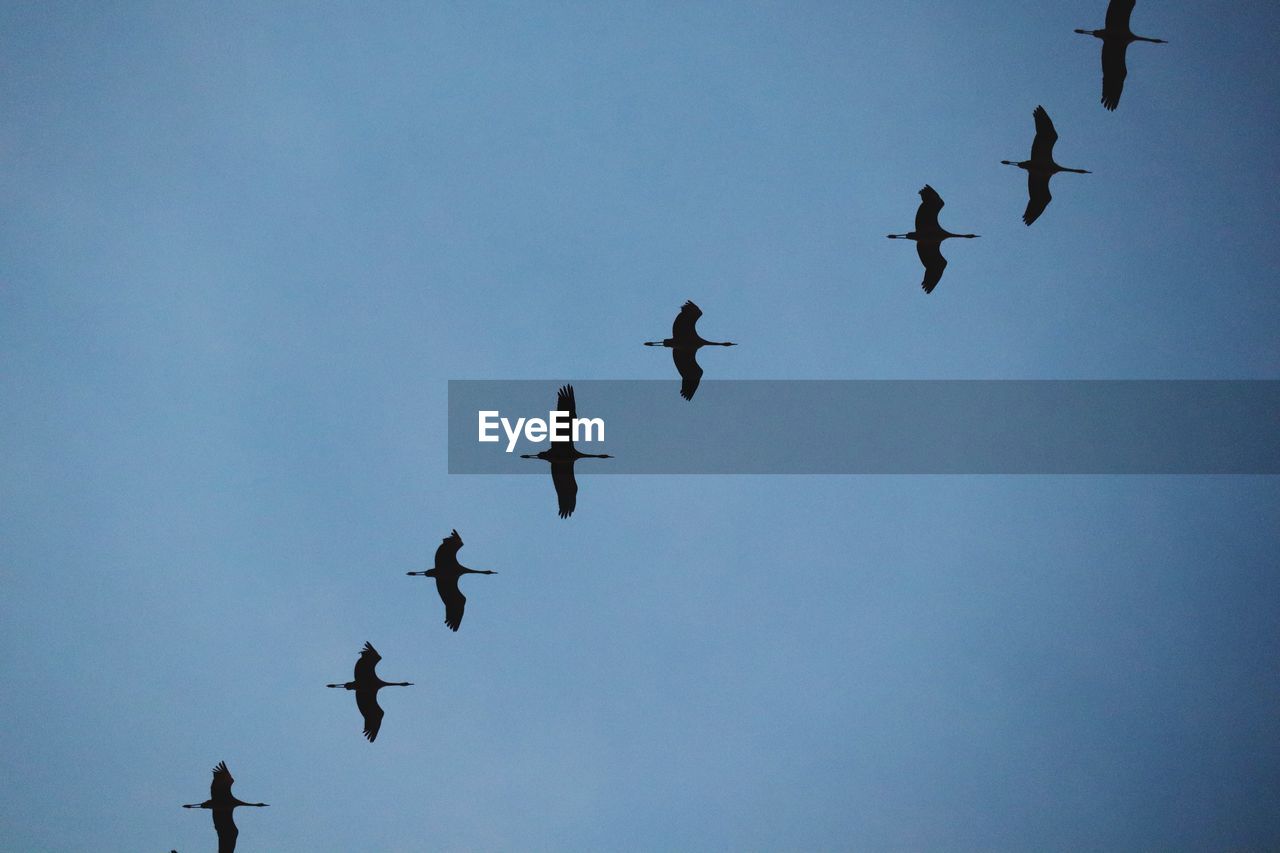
[2,2,1278,850]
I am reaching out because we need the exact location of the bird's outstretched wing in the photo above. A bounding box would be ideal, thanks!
[550,459,578,518]
[557,384,577,421]
[212,807,238,853]
[211,762,233,800]
[354,642,381,681]
[915,185,944,232]
[1030,105,1057,162]
[1100,38,1128,110]
[672,301,702,339]
[435,575,467,631]
[1024,172,1052,226]
[1105,0,1135,33]
[434,529,463,566]
[355,686,385,742]
[673,348,703,401]
[916,241,947,294]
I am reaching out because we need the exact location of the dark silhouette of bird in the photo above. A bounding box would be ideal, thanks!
[887,185,979,293]
[326,642,412,742]
[406,529,497,631]
[1001,106,1091,225]
[182,762,267,853]
[1075,0,1167,111]
[644,301,737,400]
[520,384,612,518]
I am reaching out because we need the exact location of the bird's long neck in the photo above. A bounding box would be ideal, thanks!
[377,680,413,687]
[942,230,979,239]
[460,567,497,575]
[232,798,268,808]
[1132,35,1166,43]
[1059,166,1091,174]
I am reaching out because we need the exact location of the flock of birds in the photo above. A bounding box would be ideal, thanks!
[176,1,1165,849]
[888,0,1165,292]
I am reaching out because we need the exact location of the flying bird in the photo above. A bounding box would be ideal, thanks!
[326,642,413,742]
[182,762,268,853]
[1075,0,1167,111]
[644,301,737,400]
[887,185,979,293]
[406,529,497,631]
[520,384,612,518]
[1001,106,1091,225]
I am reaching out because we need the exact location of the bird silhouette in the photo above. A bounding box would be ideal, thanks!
[1001,106,1091,225]
[182,762,267,853]
[520,384,612,518]
[887,185,979,293]
[1075,0,1167,111]
[406,529,497,631]
[326,642,413,742]
[644,301,737,400]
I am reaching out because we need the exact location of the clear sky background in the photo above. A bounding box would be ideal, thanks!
[2,2,1278,850]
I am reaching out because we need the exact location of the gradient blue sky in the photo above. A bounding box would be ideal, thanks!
[2,2,1279,850]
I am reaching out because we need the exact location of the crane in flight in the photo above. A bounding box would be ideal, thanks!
[645,301,737,400]
[1001,105,1091,225]
[326,642,413,742]
[407,529,497,631]
[182,762,267,853]
[1075,0,1167,111]
[521,384,612,518]
[887,185,979,294]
